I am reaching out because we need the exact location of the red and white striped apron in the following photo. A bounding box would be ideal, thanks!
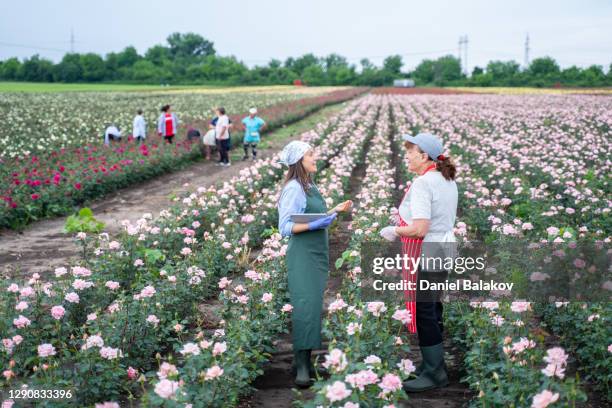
[399,164,437,334]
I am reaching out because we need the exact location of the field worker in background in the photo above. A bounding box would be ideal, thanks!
[214,107,231,166]
[157,104,178,144]
[241,107,266,161]
[209,108,233,163]
[132,109,146,143]
[104,124,122,145]
[186,126,201,142]
[202,119,217,160]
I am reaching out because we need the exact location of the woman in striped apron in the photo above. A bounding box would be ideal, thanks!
[380,132,458,392]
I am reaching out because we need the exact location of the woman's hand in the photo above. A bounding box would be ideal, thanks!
[380,226,399,241]
[389,207,400,226]
[308,213,337,230]
[331,200,353,213]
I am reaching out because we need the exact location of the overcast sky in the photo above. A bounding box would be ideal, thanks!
[1,0,611,72]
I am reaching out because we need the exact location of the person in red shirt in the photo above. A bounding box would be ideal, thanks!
[157,105,178,144]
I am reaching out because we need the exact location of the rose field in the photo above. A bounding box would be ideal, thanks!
[0,89,611,408]
[0,87,365,229]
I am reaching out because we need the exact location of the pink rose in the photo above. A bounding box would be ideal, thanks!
[154,379,179,399]
[212,342,227,356]
[51,305,66,320]
[531,390,559,408]
[127,366,138,380]
[325,381,351,403]
[37,343,56,358]
[205,365,224,380]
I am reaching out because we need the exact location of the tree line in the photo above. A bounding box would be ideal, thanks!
[1,33,611,87]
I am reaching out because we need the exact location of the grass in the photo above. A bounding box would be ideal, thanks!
[0,81,348,94]
[0,81,191,93]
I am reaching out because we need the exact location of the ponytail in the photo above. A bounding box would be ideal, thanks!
[436,155,456,181]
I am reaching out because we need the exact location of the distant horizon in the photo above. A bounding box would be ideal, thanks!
[2,35,610,75]
[1,0,611,71]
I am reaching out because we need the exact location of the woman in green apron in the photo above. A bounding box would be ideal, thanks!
[277,140,351,387]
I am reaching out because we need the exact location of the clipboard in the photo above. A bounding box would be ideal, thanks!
[290,213,329,223]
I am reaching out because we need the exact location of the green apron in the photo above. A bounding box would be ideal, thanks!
[286,183,329,350]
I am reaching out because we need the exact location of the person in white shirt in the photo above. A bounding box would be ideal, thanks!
[132,109,146,143]
[379,132,458,393]
[104,124,121,145]
[214,107,231,166]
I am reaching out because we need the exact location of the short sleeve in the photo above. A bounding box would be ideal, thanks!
[258,117,265,126]
[242,117,248,125]
[409,177,432,219]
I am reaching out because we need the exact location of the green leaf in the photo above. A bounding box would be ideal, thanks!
[64,207,105,233]
[78,207,94,218]
[144,249,164,263]
[335,257,344,269]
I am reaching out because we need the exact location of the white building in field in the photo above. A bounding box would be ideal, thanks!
[393,79,415,87]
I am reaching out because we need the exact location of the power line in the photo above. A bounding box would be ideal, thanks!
[464,35,469,76]
[458,36,462,63]
[0,41,70,53]
[524,33,530,69]
[240,48,457,65]
[458,35,468,75]
[70,28,75,53]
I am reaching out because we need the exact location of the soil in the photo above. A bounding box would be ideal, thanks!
[0,103,348,279]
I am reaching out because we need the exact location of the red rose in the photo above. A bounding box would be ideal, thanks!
[74,183,82,190]
[31,194,40,200]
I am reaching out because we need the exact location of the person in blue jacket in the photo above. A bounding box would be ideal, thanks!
[241,107,266,161]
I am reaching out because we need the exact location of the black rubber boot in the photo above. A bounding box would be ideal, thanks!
[403,343,449,392]
[294,350,311,388]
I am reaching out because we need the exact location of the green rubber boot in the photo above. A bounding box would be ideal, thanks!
[413,361,424,376]
[294,350,311,388]
[403,343,449,392]
[292,350,327,377]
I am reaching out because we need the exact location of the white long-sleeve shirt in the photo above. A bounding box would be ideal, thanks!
[133,115,146,138]
[104,126,121,145]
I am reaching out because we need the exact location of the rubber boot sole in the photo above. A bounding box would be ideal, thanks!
[403,378,449,393]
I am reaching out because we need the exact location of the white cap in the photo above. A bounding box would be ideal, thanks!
[249,107,257,114]
[278,141,312,166]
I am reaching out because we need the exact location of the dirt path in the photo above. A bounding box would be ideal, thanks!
[0,103,347,279]
[244,113,376,407]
